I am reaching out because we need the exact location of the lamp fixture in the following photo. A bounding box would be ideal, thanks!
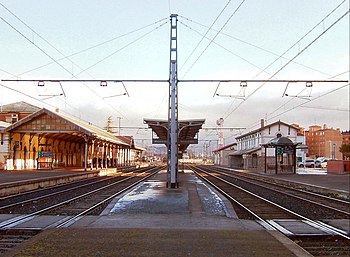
[38,81,45,87]
[306,81,313,87]
[100,81,107,87]
[240,81,247,87]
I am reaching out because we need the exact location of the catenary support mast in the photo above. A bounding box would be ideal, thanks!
[168,14,178,188]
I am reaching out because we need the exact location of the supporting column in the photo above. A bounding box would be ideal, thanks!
[264,147,267,173]
[83,136,88,171]
[275,147,278,174]
[101,143,105,169]
[168,14,179,188]
[90,141,94,170]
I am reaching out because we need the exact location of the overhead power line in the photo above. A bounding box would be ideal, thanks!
[179,16,336,78]
[12,17,168,78]
[223,9,349,121]
[73,20,168,77]
[252,0,347,79]
[179,20,272,76]
[269,83,350,121]
[179,0,234,73]
[181,0,247,78]
[0,14,128,118]
[299,106,349,112]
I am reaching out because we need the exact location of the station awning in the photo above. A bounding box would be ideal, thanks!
[144,118,205,152]
[4,108,129,146]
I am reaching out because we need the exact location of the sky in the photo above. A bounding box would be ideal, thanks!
[0,0,349,153]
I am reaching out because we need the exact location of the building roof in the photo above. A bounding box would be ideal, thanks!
[263,136,297,147]
[213,142,237,153]
[5,108,129,146]
[144,118,205,152]
[0,101,40,113]
[114,136,145,151]
[236,120,298,140]
[229,147,261,156]
[0,121,11,129]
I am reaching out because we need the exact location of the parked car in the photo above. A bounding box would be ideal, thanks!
[316,158,328,169]
[321,159,328,169]
[304,159,316,168]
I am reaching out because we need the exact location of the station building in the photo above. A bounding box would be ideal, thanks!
[0,102,144,170]
[213,120,306,173]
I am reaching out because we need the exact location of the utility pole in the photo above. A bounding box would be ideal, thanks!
[168,14,178,188]
[116,117,123,135]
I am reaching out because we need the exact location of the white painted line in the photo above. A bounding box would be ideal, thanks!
[2,215,37,229]
[45,216,72,229]
[0,215,30,227]
[267,220,294,235]
[257,220,277,231]
[57,216,84,228]
[302,220,335,235]
[312,220,348,235]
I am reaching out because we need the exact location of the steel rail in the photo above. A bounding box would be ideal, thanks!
[56,166,163,228]
[209,166,350,217]
[0,173,126,211]
[0,166,160,229]
[191,165,350,240]
[216,166,349,204]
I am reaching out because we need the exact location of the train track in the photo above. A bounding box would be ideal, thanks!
[0,228,40,255]
[189,165,350,256]
[0,166,162,255]
[193,165,349,220]
[0,166,160,214]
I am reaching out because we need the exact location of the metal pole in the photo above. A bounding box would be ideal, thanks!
[168,14,178,188]
[84,137,88,171]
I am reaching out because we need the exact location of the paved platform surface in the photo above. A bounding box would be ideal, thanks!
[6,170,311,257]
[0,168,92,185]
[9,228,305,257]
[260,172,350,192]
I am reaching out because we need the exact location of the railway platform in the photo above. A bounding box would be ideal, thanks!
[254,169,350,200]
[0,168,101,197]
[263,172,350,193]
[5,169,312,257]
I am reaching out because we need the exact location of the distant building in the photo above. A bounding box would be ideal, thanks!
[305,124,342,159]
[213,143,237,166]
[233,120,299,171]
[0,102,144,170]
[342,131,350,145]
[0,101,40,123]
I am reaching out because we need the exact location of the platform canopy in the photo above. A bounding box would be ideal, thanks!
[4,108,129,146]
[144,118,205,152]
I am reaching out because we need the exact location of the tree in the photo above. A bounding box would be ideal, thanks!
[339,143,350,160]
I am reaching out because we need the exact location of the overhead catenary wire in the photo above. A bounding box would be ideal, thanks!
[179,15,337,78]
[179,20,272,76]
[299,106,349,112]
[0,13,169,119]
[73,20,169,77]
[268,83,349,121]
[179,0,234,73]
[244,82,349,132]
[223,9,349,121]
[181,0,247,79]
[252,0,347,79]
[0,15,127,118]
[11,17,169,78]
